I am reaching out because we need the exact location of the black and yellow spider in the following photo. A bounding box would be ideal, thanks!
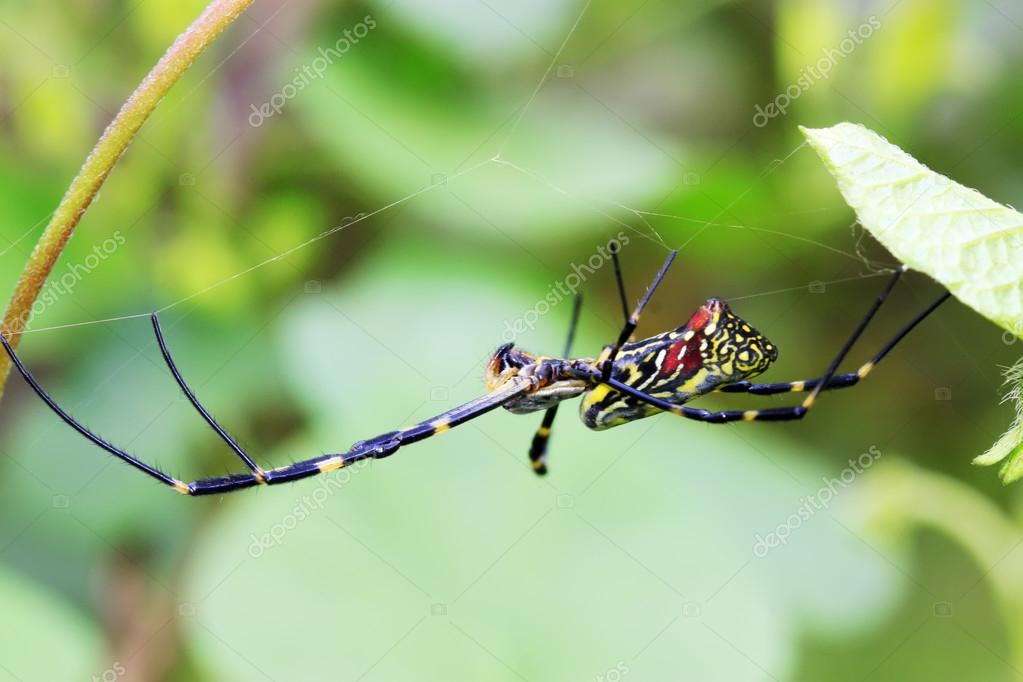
[0,250,949,496]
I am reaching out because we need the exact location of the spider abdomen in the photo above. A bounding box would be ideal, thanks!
[579,297,777,431]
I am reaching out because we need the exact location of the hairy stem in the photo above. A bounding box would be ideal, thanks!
[0,0,254,400]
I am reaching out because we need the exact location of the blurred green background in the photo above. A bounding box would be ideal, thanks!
[2,0,1023,680]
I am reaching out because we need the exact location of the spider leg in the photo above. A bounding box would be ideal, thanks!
[599,249,677,381]
[191,377,533,495]
[151,314,266,481]
[609,242,630,325]
[1,330,532,496]
[0,332,192,494]
[527,293,582,475]
[527,408,559,475]
[600,267,916,424]
[719,290,951,396]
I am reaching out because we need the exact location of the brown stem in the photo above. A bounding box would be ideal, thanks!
[0,0,255,400]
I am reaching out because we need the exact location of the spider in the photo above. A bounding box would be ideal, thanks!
[0,249,950,496]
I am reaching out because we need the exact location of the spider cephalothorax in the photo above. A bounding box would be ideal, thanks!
[485,343,589,414]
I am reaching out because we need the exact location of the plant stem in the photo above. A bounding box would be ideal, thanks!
[0,0,254,400]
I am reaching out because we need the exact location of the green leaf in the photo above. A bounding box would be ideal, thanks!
[973,358,1023,483]
[801,122,1023,483]
[801,122,1023,337]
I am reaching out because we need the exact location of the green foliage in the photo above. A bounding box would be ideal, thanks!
[3,2,1023,680]
[801,123,1023,337]
[974,358,1023,483]
[803,123,1023,482]
[0,0,254,397]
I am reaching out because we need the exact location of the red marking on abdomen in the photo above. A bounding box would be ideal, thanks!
[659,308,710,377]
[685,307,711,332]
[660,336,702,376]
